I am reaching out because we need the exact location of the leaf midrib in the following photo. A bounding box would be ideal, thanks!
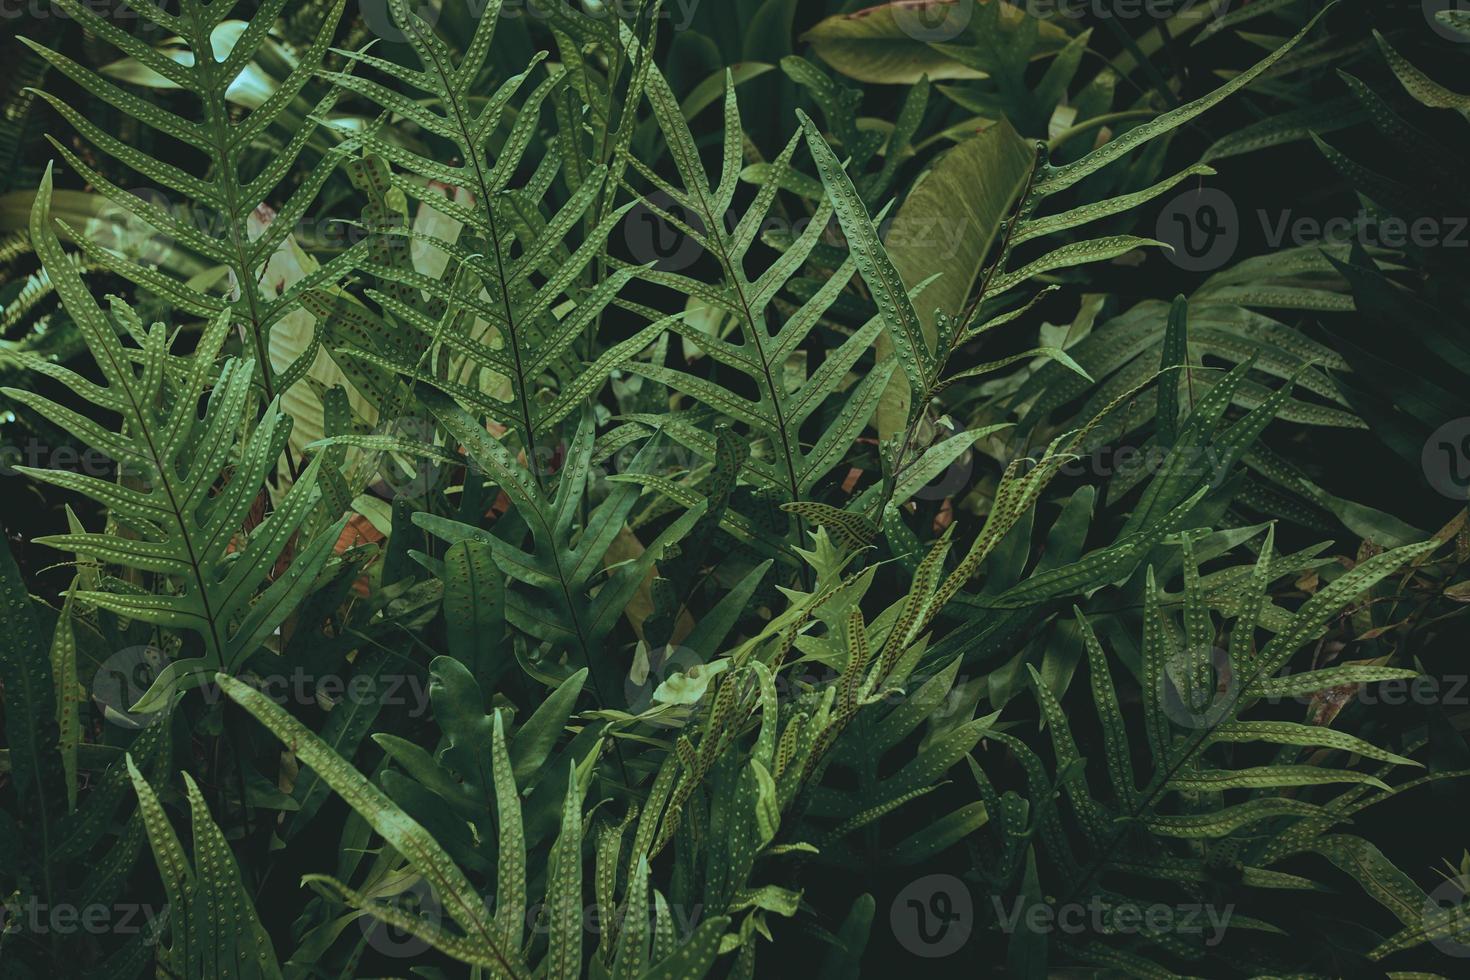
[409,18,546,497]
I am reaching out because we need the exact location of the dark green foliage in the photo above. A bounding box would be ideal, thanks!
[1,2,1468,978]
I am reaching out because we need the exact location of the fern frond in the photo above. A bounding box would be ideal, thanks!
[973,525,1440,970]
[628,69,911,524]
[5,169,346,708]
[320,0,652,484]
[219,669,732,978]
[127,758,282,979]
[408,399,703,702]
[20,0,359,416]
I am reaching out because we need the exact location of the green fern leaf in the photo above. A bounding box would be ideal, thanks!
[21,0,360,411]
[8,169,346,707]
